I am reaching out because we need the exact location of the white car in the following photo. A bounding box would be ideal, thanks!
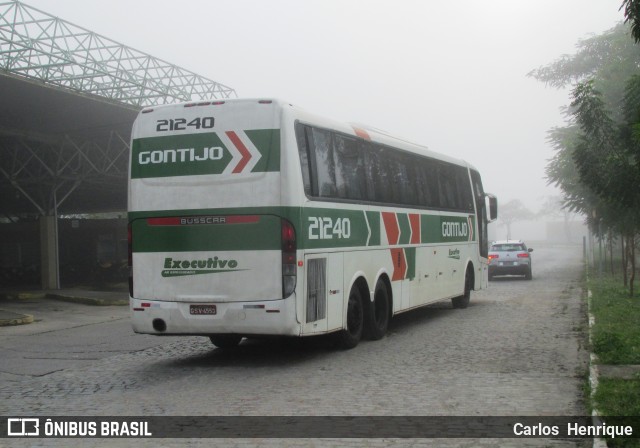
[488,240,533,280]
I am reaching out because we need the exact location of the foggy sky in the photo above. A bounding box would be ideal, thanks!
[26,0,623,213]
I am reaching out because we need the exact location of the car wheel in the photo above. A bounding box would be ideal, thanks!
[525,266,532,280]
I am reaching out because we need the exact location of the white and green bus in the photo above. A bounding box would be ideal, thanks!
[128,98,497,349]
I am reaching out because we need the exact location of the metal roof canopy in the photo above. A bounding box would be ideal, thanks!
[0,0,237,289]
[0,72,139,215]
[0,0,236,217]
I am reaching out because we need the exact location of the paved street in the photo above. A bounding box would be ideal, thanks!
[0,244,590,447]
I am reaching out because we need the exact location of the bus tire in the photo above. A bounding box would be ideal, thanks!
[209,335,243,349]
[336,286,364,349]
[365,280,390,340]
[452,269,472,309]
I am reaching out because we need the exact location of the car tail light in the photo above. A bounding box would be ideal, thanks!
[281,219,296,298]
[128,223,133,297]
[517,253,530,258]
[488,254,498,260]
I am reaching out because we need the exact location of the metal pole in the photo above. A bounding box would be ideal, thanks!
[598,221,603,276]
[53,189,60,289]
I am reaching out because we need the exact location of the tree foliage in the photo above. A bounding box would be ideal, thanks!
[571,79,640,209]
[621,0,640,43]
[531,22,640,296]
[529,23,640,119]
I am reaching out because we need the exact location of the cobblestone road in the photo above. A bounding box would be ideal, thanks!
[0,244,590,447]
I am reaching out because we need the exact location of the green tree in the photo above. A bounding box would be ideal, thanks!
[570,78,640,295]
[621,0,640,42]
[530,23,640,296]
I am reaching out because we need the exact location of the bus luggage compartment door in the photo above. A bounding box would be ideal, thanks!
[302,253,343,335]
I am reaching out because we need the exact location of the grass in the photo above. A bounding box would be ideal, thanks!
[592,377,640,447]
[589,275,640,364]
[589,273,640,447]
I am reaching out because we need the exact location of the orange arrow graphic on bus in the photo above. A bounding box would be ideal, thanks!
[382,212,399,245]
[225,131,252,173]
[390,248,407,281]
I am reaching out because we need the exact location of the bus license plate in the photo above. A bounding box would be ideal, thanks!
[190,304,217,315]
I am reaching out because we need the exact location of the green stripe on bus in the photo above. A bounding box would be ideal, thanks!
[366,211,381,246]
[397,213,411,245]
[246,129,281,173]
[132,214,282,252]
[405,247,416,280]
[129,207,476,253]
[130,129,280,179]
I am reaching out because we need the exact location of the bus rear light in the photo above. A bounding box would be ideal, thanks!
[281,219,297,298]
[141,108,154,114]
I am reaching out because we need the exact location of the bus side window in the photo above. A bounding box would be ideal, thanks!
[295,123,313,196]
[333,134,367,200]
[364,145,384,203]
[438,163,458,210]
[457,166,475,212]
[470,170,488,257]
[416,158,439,208]
[310,128,337,198]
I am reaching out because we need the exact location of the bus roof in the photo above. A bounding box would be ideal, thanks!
[138,98,477,171]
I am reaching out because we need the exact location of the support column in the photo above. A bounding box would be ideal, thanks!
[39,215,60,290]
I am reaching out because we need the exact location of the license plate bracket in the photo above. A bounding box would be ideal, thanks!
[190,304,217,315]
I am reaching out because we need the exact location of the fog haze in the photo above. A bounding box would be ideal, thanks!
[26,0,622,216]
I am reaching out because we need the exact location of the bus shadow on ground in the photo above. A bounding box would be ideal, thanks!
[386,303,454,335]
[161,335,338,369]
[159,302,472,370]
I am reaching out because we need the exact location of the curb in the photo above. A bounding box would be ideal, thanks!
[0,291,46,301]
[45,293,129,307]
[587,288,608,448]
[0,310,34,327]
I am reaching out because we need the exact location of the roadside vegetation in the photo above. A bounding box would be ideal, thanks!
[529,19,640,298]
[590,275,640,364]
[589,273,640,447]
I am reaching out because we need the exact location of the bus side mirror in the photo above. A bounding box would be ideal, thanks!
[486,194,498,223]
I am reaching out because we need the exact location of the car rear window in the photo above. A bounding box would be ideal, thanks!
[491,244,525,252]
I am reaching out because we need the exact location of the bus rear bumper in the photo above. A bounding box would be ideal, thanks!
[130,296,300,337]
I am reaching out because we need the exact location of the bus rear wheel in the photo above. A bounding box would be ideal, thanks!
[365,281,390,340]
[209,335,243,349]
[336,286,364,349]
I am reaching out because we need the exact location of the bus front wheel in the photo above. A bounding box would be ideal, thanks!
[452,270,472,309]
[336,286,364,349]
